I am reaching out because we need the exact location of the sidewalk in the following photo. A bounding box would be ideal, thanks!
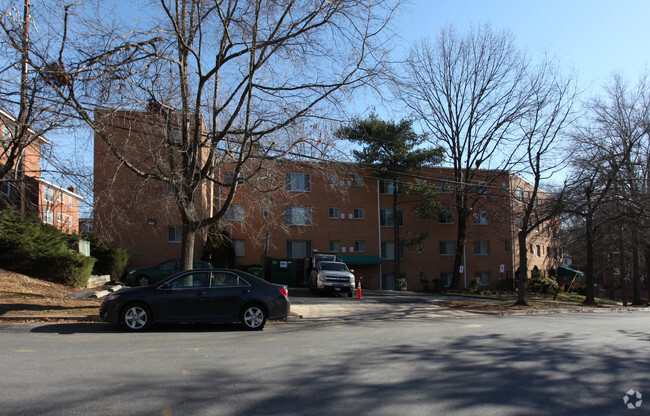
[0,287,647,323]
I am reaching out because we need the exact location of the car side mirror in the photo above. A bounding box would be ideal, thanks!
[160,282,171,290]
[350,269,355,274]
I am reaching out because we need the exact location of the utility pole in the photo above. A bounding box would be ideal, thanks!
[18,0,31,214]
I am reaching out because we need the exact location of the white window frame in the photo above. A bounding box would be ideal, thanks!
[439,241,455,256]
[234,240,245,257]
[473,211,488,225]
[328,207,340,219]
[43,209,53,224]
[167,226,182,244]
[44,188,54,203]
[329,240,340,253]
[285,173,311,192]
[224,205,245,221]
[354,240,365,252]
[474,241,490,256]
[353,208,364,219]
[285,206,312,226]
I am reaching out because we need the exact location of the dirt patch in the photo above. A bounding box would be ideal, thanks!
[0,269,102,319]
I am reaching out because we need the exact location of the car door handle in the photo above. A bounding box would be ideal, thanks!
[197,289,208,296]
[241,289,250,294]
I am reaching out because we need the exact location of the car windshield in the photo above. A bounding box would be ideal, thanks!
[320,262,348,272]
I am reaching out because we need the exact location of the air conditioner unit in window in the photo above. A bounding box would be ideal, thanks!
[340,213,346,219]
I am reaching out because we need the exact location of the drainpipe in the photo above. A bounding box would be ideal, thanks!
[377,177,382,290]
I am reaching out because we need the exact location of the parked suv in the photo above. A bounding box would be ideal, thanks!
[310,260,355,297]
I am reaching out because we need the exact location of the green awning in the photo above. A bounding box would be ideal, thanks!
[337,255,383,265]
[557,266,584,278]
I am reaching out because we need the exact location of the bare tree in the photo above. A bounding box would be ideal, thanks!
[511,62,579,305]
[0,0,71,203]
[565,73,648,305]
[396,24,536,289]
[31,0,400,269]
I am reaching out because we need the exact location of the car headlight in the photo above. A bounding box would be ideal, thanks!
[317,272,325,282]
[105,293,121,302]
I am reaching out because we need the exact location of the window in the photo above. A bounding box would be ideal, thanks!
[68,216,73,228]
[224,171,243,186]
[211,271,246,287]
[57,213,62,223]
[44,188,54,203]
[547,246,551,258]
[352,175,363,187]
[473,181,487,195]
[262,206,268,218]
[475,272,490,286]
[536,245,541,257]
[1,181,10,197]
[529,244,534,254]
[43,209,53,224]
[170,272,210,289]
[57,192,63,202]
[285,207,311,226]
[381,241,403,260]
[224,205,245,221]
[505,240,510,252]
[170,130,182,145]
[353,208,364,219]
[1,125,11,143]
[286,240,311,259]
[380,209,403,227]
[379,179,402,194]
[68,196,72,208]
[327,174,339,186]
[167,226,182,243]
[473,241,490,256]
[234,240,245,257]
[437,180,454,193]
[354,240,365,252]
[439,241,455,256]
[329,207,339,219]
[329,240,340,253]
[166,183,175,195]
[472,211,488,225]
[440,272,452,288]
[285,173,311,192]
[439,210,454,224]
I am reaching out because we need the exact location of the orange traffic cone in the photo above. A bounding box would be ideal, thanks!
[356,279,362,299]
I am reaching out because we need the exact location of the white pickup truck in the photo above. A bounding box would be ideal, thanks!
[310,260,356,297]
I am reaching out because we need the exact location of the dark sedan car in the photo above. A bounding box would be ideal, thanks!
[100,269,290,331]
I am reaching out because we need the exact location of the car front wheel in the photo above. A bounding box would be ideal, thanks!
[240,304,267,330]
[121,302,152,331]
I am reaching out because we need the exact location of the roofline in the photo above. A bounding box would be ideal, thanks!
[0,108,51,145]
[38,178,84,200]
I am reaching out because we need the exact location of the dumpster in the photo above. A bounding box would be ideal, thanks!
[269,258,299,286]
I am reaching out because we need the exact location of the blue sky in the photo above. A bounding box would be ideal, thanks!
[393,0,649,94]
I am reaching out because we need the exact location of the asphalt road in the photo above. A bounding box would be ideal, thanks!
[1,312,648,416]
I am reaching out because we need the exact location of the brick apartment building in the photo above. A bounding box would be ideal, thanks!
[94,110,562,290]
[0,109,83,234]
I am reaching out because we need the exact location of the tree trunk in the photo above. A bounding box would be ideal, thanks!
[180,224,196,271]
[584,212,596,305]
[516,229,528,305]
[632,235,642,305]
[451,199,468,290]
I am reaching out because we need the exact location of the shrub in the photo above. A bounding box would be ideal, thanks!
[90,236,129,281]
[395,277,408,291]
[470,276,481,292]
[0,209,95,287]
